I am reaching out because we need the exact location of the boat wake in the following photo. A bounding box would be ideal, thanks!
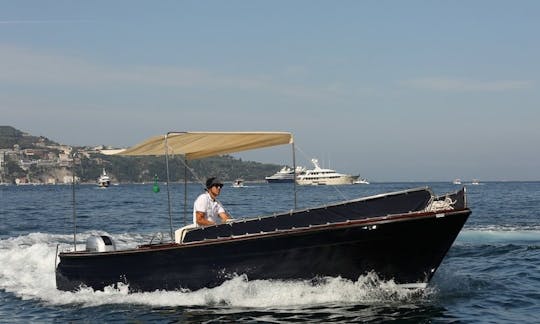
[4,228,536,308]
[1,232,435,308]
[434,226,540,301]
[458,228,540,243]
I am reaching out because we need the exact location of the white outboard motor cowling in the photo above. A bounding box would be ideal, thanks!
[86,235,116,252]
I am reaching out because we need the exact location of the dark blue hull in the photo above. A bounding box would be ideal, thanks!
[56,188,470,292]
[265,178,294,183]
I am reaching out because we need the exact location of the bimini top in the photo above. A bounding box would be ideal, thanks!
[116,131,293,160]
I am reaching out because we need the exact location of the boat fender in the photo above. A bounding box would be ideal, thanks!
[86,235,116,252]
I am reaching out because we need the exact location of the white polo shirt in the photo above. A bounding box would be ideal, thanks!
[193,191,226,226]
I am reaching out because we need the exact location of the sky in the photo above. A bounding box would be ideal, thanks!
[1,0,539,181]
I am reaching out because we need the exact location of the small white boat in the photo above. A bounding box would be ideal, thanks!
[296,159,358,186]
[353,178,370,184]
[97,169,111,188]
[232,178,245,188]
[471,179,480,185]
[453,179,462,185]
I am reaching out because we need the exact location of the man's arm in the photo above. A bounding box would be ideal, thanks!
[195,211,215,226]
[218,212,230,222]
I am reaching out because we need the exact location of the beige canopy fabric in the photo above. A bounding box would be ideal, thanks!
[116,131,293,160]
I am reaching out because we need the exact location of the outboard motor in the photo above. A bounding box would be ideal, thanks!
[86,235,116,252]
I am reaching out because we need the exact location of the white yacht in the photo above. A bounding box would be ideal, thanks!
[453,179,462,185]
[97,169,111,188]
[296,159,358,186]
[265,166,305,183]
[471,179,480,185]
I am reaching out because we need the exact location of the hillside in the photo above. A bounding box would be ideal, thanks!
[0,126,58,149]
[85,153,280,183]
[0,126,284,183]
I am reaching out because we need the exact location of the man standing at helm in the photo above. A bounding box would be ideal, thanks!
[193,177,231,227]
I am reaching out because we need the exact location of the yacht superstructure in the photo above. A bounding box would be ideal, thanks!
[296,159,358,185]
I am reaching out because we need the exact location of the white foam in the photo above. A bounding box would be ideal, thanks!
[0,232,431,308]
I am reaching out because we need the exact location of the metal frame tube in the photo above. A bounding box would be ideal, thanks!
[184,158,188,225]
[292,142,297,210]
[165,134,173,241]
[71,157,77,251]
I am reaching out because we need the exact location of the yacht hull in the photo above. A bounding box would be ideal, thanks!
[296,175,358,185]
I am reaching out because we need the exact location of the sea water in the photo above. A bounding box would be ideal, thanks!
[1,182,539,322]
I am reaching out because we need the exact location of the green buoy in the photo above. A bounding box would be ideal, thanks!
[152,174,160,193]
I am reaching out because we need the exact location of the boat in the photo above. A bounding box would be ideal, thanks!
[453,179,462,185]
[296,158,358,185]
[97,169,110,188]
[232,178,245,188]
[471,179,480,185]
[265,166,304,183]
[56,131,471,292]
[353,177,370,184]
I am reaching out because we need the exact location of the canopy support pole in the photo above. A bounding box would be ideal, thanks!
[292,142,297,210]
[165,134,174,241]
[71,153,77,251]
[184,158,188,225]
